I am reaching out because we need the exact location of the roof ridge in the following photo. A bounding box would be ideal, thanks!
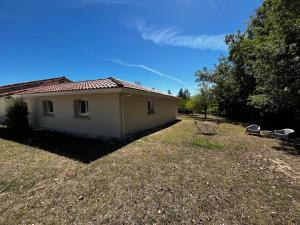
[17,77,117,93]
[108,77,124,87]
[17,76,179,99]
[0,76,72,89]
[69,77,111,84]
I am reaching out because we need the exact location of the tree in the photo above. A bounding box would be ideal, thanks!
[183,89,191,99]
[245,0,300,116]
[177,88,183,98]
[195,0,300,127]
[185,98,195,113]
[196,57,249,118]
[198,87,211,119]
[177,88,191,113]
[187,89,211,119]
[167,90,172,95]
[185,96,201,114]
[178,99,188,113]
[177,88,190,100]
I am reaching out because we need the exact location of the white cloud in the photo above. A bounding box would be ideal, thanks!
[105,58,186,85]
[136,22,227,51]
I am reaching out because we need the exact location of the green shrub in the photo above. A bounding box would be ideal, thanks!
[5,99,30,136]
[178,99,192,114]
[207,105,219,115]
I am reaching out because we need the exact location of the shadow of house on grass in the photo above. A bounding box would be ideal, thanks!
[0,120,180,164]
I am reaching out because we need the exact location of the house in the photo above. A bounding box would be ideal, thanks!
[10,77,179,139]
[0,77,71,123]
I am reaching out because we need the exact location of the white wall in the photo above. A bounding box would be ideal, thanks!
[123,94,178,136]
[25,93,122,138]
[24,91,178,138]
[0,97,14,123]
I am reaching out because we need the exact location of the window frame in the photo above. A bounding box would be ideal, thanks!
[47,101,54,114]
[78,99,89,116]
[43,100,54,116]
[147,99,155,115]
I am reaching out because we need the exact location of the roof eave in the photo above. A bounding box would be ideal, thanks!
[0,76,72,90]
[17,87,179,100]
[121,88,180,100]
[18,87,123,97]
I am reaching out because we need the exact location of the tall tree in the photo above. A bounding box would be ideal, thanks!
[177,88,190,100]
[246,0,300,116]
[198,85,211,119]
[196,0,300,127]
[177,88,191,113]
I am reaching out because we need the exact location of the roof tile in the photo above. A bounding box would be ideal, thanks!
[0,77,71,97]
[19,77,177,98]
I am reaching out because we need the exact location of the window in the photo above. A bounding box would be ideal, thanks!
[147,99,155,114]
[43,100,54,116]
[79,100,89,115]
[48,101,53,113]
[74,99,89,117]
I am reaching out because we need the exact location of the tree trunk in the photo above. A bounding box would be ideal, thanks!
[204,110,207,119]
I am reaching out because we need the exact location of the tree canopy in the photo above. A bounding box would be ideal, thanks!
[196,0,300,128]
[177,88,191,99]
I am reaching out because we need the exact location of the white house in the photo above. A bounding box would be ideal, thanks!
[8,77,179,139]
[0,77,71,123]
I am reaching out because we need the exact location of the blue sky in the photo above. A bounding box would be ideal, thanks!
[0,0,261,94]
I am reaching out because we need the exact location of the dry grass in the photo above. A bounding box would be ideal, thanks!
[0,115,299,225]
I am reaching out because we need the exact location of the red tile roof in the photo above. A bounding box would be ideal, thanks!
[0,77,72,97]
[18,77,177,98]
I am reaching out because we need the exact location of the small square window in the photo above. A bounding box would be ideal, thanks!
[43,100,54,116]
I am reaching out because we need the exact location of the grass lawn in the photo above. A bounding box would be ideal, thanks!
[0,115,299,224]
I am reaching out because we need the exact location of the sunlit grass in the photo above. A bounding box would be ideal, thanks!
[0,114,299,224]
[190,138,224,149]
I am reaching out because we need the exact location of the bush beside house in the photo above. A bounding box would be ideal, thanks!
[5,99,30,136]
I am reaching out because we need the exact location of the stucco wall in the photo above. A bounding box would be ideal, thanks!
[25,93,122,138]
[0,97,14,123]
[24,91,178,139]
[123,94,178,136]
